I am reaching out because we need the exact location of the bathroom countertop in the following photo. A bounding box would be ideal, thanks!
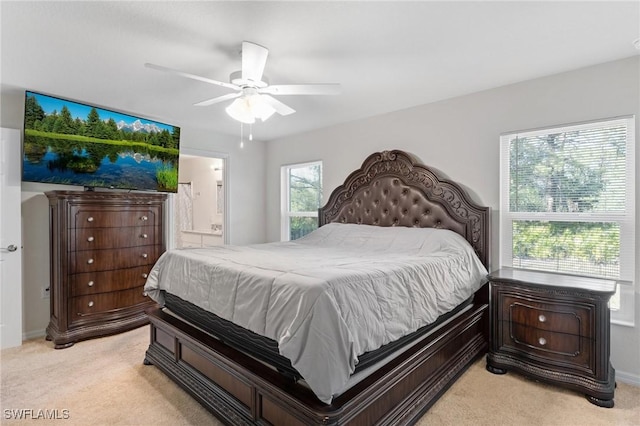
[182,229,223,236]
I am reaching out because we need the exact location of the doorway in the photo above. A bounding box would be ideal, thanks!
[170,149,229,249]
[0,128,23,348]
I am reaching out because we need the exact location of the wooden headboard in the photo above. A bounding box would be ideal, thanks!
[319,149,490,267]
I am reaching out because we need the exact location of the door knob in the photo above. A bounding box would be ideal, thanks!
[2,244,18,252]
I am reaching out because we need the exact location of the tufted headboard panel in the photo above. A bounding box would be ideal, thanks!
[319,150,490,267]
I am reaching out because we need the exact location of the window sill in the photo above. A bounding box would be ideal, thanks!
[611,319,635,327]
[610,283,635,327]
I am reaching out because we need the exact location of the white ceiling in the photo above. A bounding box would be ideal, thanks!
[2,1,639,141]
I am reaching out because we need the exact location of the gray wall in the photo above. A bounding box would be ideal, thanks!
[265,57,640,384]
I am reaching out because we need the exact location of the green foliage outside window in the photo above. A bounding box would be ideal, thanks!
[509,124,626,279]
[287,163,322,240]
[510,130,625,214]
[512,221,620,278]
[290,217,319,240]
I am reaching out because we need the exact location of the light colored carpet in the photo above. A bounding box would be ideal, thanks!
[1,327,638,425]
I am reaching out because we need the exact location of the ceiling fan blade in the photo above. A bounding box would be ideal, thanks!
[241,41,269,83]
[145,63,239,91]
[261,95,296,116]
[260,84,341,96]
[194,92,242,107]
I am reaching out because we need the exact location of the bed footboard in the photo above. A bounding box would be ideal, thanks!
[144,299,488,426]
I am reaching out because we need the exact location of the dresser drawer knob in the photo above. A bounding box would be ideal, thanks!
[88,301,94,307]
[142,273,148,279]
[141,234,148,239]
[87,258,94,264]
[538,337,547,346]
[538,314,546,323]
[88,281,94,287]
[87,216,94,222]
[87,236,94,242]
[141,253,148,258]
[140,215,148,221]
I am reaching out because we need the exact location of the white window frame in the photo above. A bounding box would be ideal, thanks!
[499,116,635,326]
[280,160,323,241]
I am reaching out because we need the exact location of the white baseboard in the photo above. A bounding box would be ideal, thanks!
[615,370,640,387]
[22,329,46,341]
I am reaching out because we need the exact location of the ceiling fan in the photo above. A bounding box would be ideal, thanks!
[145,41,341,124]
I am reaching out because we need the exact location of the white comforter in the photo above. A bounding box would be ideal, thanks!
[144,223,487,404]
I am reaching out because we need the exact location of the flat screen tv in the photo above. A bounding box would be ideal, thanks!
[22,91,180,193]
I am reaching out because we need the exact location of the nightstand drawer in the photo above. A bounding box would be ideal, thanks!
[503,322,591,367]
[503,296,590,337]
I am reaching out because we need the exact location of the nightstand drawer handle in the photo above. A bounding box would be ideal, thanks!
[87,217,94,222]
[88,301,94,307]
[538,314,546,323]
[88,280,94,287]
[87,236,94,242]
[538,337,547,346]
[142,273,148,279]
[140,215,148,221]
[141,253,148,258]
[141,233,148,239]
[87,258,94,264]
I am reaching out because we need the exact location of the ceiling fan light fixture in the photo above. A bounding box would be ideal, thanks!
[225,92,276,124]
[225,97,255,124]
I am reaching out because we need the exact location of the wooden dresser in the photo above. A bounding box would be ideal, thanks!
[45,191,167,348]
[486,267,617,407]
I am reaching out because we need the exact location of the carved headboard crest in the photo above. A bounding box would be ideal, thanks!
[319,150,490,267]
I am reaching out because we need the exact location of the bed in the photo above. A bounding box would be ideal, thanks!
[143,149,490,425]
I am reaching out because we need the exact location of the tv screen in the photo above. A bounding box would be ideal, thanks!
[22,91,180,193]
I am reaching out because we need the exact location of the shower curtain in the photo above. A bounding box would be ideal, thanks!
[175,182,193,248]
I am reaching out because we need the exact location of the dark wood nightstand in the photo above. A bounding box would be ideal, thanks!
[486,267,617,407]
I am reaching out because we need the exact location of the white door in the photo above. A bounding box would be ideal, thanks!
[0,128,23,348]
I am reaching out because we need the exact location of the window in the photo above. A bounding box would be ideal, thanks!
[281,161,323,241]
[500,117,635,325]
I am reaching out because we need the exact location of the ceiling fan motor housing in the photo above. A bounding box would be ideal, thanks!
[230,70,268,89]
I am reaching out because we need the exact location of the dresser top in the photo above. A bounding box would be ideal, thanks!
[45,190,167,201]
[488,267,617,294]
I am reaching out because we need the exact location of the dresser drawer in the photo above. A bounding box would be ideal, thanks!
[68,287,152,325]
[71,226,158,251]
[69,265,153,296]
[501,295,590,337]
[70,245,160,273]
[71,207,160,228]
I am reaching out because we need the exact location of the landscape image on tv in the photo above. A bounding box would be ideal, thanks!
[22,91,180,192]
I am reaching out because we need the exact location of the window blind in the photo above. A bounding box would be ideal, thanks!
[500,117,635,283]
